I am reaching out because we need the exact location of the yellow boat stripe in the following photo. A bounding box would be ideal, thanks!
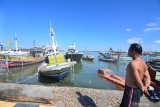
[0,101,16,107]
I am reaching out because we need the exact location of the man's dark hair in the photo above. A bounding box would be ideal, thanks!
[129,43,142,55]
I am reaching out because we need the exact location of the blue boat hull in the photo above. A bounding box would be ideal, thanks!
[39,67,71,81]
[52,70,69,81]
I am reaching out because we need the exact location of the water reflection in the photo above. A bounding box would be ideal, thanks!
[38,74,62,84]
[0,63,40,83]
[0,52,130,90]
[73,62,83,74]
[82,59,95,64]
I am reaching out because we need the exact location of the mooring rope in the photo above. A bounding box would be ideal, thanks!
[71,61,75,83]
[15,72,38,84]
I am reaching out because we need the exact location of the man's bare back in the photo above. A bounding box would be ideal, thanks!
[125,57,147,88]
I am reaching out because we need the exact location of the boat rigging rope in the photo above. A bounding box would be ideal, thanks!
[71,61,75,83]
[15,72,38,84]
[4,55,9,77]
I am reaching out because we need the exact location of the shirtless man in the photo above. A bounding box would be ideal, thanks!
[120,43,151,107]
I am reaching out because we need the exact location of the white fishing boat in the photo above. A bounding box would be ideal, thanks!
[38,21,76,81]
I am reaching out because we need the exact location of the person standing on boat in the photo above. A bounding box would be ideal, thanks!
[120,43,151,107]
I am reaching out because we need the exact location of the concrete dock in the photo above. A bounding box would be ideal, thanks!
[0,83,159,107]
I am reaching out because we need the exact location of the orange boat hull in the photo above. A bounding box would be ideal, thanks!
[97,69,125,91]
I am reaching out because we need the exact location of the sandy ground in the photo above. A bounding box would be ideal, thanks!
[0,83,159,107]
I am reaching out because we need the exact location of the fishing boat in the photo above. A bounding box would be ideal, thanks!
[97,69,125,90]
[98,53,120,63]
[0,56,44,68]
[38,21,76,82]
[65,43,83,62]
[82,55,94,61]
[0,33,45,68]
[38,54,75,81]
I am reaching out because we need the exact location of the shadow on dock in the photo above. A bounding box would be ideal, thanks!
[76,91,97,107]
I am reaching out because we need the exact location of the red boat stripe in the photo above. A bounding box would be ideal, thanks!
[128,88,133,107]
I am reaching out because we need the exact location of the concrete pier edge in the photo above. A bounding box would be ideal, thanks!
[0,83,159,107]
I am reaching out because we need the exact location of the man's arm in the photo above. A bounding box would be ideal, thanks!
[143,68,151,96]
[143,69,151,88]
[130,62,144,92]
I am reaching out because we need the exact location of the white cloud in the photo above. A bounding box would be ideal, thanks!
[126,28,132,32]
[154,40,160,44]
[144,27,160,32]
[146,23,157,27]
[127,38,143,44]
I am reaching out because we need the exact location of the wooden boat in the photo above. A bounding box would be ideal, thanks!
[97,69,125,90]
[82,55,94,61]
[0,56,44,68]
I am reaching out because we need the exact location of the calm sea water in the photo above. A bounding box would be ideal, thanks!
[0,51,130,90]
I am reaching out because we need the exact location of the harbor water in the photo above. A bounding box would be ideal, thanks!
[0,51,130,90]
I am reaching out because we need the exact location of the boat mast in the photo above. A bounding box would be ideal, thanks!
[50,20,56,54]
[33,40,36,48]
[14,32,18,51]
[73,43,76,50]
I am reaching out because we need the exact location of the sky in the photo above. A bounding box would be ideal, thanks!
[0,0,160,51]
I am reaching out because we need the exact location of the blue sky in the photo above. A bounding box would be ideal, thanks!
[0,0,160,51]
